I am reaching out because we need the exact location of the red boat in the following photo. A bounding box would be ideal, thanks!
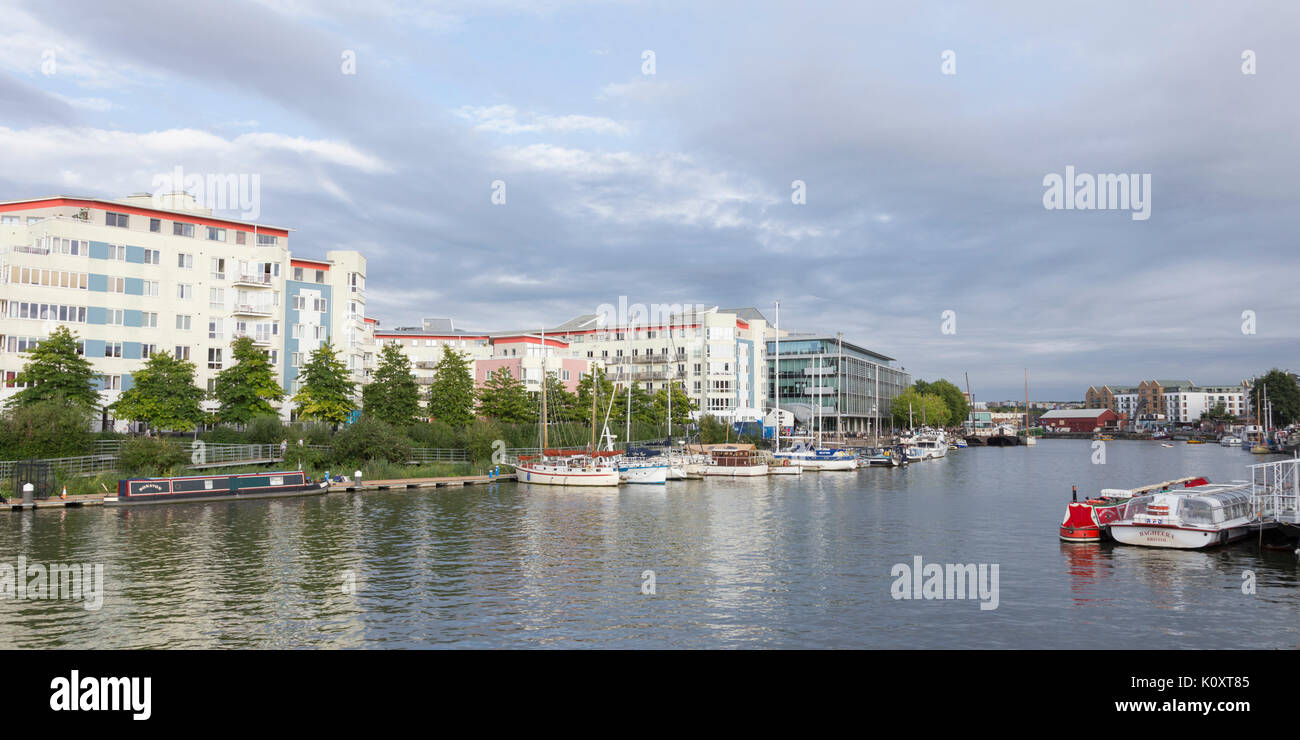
[1059,476,1209,542]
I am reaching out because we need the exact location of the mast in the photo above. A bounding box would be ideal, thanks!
[540,325,547,451]
[965,371,973,432]
[837,331,843,443]
[774,300,780,453]
[1024,368,1029,437]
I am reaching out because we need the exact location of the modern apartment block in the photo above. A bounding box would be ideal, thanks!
[1085,379,1250,423]
[767,333,911,435]
[0,192,371,427]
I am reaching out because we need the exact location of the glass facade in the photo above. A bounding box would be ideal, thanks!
[766,336,910,434]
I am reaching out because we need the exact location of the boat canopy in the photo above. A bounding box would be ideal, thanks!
[1121,484,1254,526]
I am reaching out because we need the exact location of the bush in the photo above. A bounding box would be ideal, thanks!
[465,419,505,465]
[244,415,288,445]
[0,401,94,459]
[199,424,247,444]
[288,421,333,446]
[117,436,191,477]
[329,418,411,464]
[406,420,460,448]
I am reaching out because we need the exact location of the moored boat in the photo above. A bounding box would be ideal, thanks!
[514,451,621,486]
[1059,476,1209,542]
[702,448,768,477]
[107,470,327,506]
[1109,482,1256,549]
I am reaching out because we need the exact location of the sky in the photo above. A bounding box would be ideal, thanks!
[1,0,1297,400]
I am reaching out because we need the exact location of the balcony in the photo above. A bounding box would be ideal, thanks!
[232,303,275,317]
[233,272,274,288]
[232,331,274,346]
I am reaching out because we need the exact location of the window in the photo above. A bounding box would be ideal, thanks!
[176,314,192,330]
[104,341,122,358]
[314,297,327,313]
[173,222,194,237]
[104,375,122,390]
[291,352,301,367]
[143,248,160,264]
[315,270,325,283]
[150,218,161,233]
[209,319,223,340]
[292,267,303,281]
[211,258,226,280]
[107,309,124,326]
[207,348,222,370]
[8,302,87,322]
[142,311,158,328]
[1,215,18,225]
[177,253,193,269]
[177,283,192,300]
[257,234,277,246]
[108,277,125,293]
[207,227,226,241]
[292,295,305,310]
[235,231,247,245]
[50,238,86,256]
[209,287,225,309]
[174,346,190,361]
[315,326,327,340]
[107,244,126,260]
[105,212,129,228]
[141,344,157,359]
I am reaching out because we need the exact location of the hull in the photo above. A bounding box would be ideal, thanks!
[620,464,668,484]
[666,465,688,480]
[1110,523,1253,549]
[513,464,620,486]
[768,464,803,475]
[795,458,857,471]
[108,471,327,507]
[702,465,768,477]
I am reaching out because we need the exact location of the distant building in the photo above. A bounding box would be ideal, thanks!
[1086,380,1249,424]
[1041,408,1119,433]
[767,332,909,435]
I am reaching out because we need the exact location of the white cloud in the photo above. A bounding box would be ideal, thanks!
[455,105,631,136]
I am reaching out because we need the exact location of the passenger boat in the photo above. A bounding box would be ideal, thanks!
[514,450,621,486]
[702,448,768,477]
[1109,482,1257,549]
[107,470,327,506]
[1220,436,1242,447]
[1059,476,1209,542]
[772,447,857,470]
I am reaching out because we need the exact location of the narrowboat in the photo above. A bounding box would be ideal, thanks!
[1059,476,1209,542]
[1109,482,1257,549]
[107,470,328,506]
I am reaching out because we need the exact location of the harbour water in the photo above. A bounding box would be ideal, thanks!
[2,439,1297,649]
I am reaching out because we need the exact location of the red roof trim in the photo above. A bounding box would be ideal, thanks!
[0,197,290,237]
[290,259,330,270]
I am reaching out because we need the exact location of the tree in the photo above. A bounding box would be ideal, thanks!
[651,381,695,429]
[426,346,476,428]
[363,343,421,425]
[574,367,616,427]
[477,367,534,424]
[112,351,207,431]
[890,388,951,428]
[292,341,356,426]
[543,371,582,423]
[0,401,94,459]
[1249,369,1300,427]
[8,326,99,409]
[698,414,730,444]
[213,337,285,424]
[917,379,969,427]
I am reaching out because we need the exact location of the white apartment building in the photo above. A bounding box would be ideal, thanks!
[0,193,372,427]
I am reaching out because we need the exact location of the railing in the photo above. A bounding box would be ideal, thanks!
[1251,458,1300,524]
[233,273,273,286]
[232,303,274,315]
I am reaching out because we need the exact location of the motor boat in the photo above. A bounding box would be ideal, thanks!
[1109,482,1256,549]
[1059,476,1209,542]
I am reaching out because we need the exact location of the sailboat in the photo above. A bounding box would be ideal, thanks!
[1024,369,1037,446]
[772,350,857,470]
[767,299,803,475]
[511,332,620,486]
[1250,380,1270,454]
[614,376,668,484]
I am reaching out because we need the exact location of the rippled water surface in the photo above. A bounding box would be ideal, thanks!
[2,440,1297,648]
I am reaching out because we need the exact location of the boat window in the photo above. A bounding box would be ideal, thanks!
[271,476,284,486]
[204,479,214,490]
[1178,499,1214,526]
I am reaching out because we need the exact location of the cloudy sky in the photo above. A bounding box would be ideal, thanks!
[2,0,1297,399]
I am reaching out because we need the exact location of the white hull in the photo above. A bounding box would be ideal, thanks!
[768,464,803,475]
[1109,524,1253,549]
[666,465,688,480]
[620,464,668,484]
[513,463,620,486]
[797,458,857,470]
[702,465,768,477]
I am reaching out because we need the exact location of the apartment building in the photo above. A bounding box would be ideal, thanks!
[0,193,371,427]
[1085,379,1249,423]
[767,333,910,435]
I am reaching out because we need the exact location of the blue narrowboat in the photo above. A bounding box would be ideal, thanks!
[107,470,328,506]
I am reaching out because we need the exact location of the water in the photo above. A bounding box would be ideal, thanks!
[1,440,1297,648]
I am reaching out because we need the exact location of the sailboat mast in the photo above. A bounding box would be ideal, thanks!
[540,326,548,451]
[837,332,843,443]
[1024,368,1029,437]
[774,299,780,453]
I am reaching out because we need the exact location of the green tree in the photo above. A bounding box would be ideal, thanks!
[0,401,94,459]
[890,388,951,428]
[363,343,422,425]
[292,341,356,426]
[651,381,695,429]
[1250,369,1300,426]
[698,414,730,444]
[330,417,411,463]
[574,367,616,427]
[543,371,582,423]
[915,379,969,427]
[477,367,534,424]
[111,351,207,432]
[426,346,477,428]
[8,326,99,409]
[213,337,284,424]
